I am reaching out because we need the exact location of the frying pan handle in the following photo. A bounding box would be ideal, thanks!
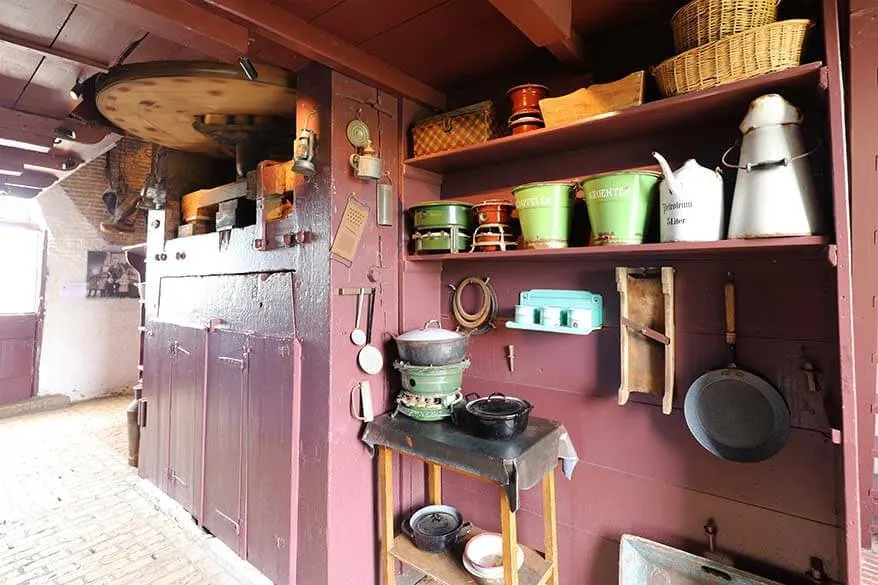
[724,277,736,345]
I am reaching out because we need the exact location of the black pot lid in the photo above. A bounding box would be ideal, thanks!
[467,394,530,418]
[413,511,460,536]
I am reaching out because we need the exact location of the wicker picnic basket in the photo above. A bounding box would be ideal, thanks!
[411,101,503,157]
[652,19,811,97]
[672,0,780,53]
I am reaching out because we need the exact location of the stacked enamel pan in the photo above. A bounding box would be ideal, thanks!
[392,321,469,421]
[409,201,473,255]
[471,199,517,252]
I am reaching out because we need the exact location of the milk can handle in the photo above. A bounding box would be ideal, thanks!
[721,137,822,171]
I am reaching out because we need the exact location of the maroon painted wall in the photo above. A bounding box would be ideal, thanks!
[439,257,842,584]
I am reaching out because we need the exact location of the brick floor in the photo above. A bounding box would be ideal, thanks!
[0,395,270,585]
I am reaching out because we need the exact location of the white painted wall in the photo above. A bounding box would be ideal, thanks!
[36,184,140,401]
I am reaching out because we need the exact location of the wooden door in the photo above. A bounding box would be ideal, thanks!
[0,315,38,404]
[246,335,295,584]
[166,325,205,516]
[139,321,170,488]
[203,329,248,554]
[0,224,44,404]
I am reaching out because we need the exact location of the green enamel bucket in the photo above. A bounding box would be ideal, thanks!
[512,182,576,249]
[580,171,661,245]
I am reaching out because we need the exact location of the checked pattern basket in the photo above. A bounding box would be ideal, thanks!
[411,101,502,157]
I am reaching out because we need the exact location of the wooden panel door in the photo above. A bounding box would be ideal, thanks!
[246,335,295,585]
[202,329,248,554]
[139,321,170,488]
[0,315,37,404]
[166,325,206,517]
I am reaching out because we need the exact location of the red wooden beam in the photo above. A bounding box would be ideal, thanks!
[200,0,446,109]
[485,0,585,64]
[4,171,58,190]
[72,0,249,62]
[0,34,110,72]
[0,185,41,199]
[0,147,77,172]
[0,106,109,146]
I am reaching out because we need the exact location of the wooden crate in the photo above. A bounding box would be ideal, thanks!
[539,71,645,129]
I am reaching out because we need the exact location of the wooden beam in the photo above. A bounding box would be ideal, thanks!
[0,147,77,172]
[73,0,249,62]
[486,0,585,63]
[0,106,109,146]
[201,0,446,109]
[0,185,41,199]
[4,171,58,190]
[0,34,109,72]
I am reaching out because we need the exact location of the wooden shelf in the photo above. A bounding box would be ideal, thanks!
[406,236,833,263]
[390,527,553,585]
[403,63,825,174]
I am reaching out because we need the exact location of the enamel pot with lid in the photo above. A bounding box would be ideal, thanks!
[394,320,469,366]
[402,504,472,553]
[455,393,533,440]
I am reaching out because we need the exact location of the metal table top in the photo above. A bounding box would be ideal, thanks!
[362,413,578,512]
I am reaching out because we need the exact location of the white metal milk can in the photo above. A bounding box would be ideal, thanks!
[723,94,823,238]
[652,152,724,242]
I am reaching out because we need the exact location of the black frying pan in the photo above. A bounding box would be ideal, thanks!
[684,276,790,463]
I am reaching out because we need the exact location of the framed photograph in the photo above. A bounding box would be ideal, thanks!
[86,251,141,299]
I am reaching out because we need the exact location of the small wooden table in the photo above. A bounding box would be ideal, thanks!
[363,414,571,585]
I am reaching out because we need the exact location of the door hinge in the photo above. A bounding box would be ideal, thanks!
[215,510,241,535]
[137,399,148,427]
[217,356,245,369]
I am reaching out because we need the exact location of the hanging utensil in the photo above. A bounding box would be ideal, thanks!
[684,275,790,462]
[357,291,384,375]
[350,289,366,346]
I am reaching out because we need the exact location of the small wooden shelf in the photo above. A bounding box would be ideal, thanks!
[406,236,833,263]
[390,527,553,585]
[403,63,825,174]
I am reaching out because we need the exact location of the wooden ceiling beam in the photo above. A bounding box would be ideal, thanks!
[72,0,249,62]
[0,106,110,146]
[200,0,446,109]
[0,147,78,172]
[0,185,42,199]
[0,34,110,72]
[485,0,585,64]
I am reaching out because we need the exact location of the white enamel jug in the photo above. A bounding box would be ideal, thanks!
[653,152,724,242]
[724,94,823,239]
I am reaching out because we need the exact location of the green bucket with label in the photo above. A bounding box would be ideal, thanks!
[512,182,577,249]
[580,171,661,245]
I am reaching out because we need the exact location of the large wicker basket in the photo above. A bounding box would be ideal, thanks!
[652,19,811,97]
[672,0,780,53]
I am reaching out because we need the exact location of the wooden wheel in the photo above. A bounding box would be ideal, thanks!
[96,61,297,157]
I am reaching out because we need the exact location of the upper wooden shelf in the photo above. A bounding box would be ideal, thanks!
[404,62,825,174]
[406,236,833,263]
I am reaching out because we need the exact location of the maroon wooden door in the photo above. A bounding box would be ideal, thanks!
[0,224,44,405]
[139,321,169,487]
[166,325,206,516]
[0,315,38,404]
[246,335,295,585]
[203,329,248,554]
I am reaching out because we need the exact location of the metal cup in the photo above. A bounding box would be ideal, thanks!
[350,153,383,180]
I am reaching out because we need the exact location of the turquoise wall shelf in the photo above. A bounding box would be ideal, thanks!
[505,289,603,335]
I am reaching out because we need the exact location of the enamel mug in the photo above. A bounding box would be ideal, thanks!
[567,308,592,329]
[514,305,536,325]
[540,306,562,327]
[350,153,383,180]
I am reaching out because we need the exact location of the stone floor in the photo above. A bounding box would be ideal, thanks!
[0,395,270,585]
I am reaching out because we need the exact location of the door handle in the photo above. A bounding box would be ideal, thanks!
[217,356,245,369]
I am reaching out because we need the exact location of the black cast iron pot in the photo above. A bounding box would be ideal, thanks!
[401,504,472,553]
[454,393,533,440]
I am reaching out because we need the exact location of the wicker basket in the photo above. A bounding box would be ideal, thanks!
[672,0,780,53]
[652,19,811,97]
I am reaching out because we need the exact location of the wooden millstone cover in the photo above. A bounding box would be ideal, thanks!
[96,61,297,156]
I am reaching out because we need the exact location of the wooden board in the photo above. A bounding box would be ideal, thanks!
[390,527,553,585]
[96,61,297,155]
[616,268,676,413]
